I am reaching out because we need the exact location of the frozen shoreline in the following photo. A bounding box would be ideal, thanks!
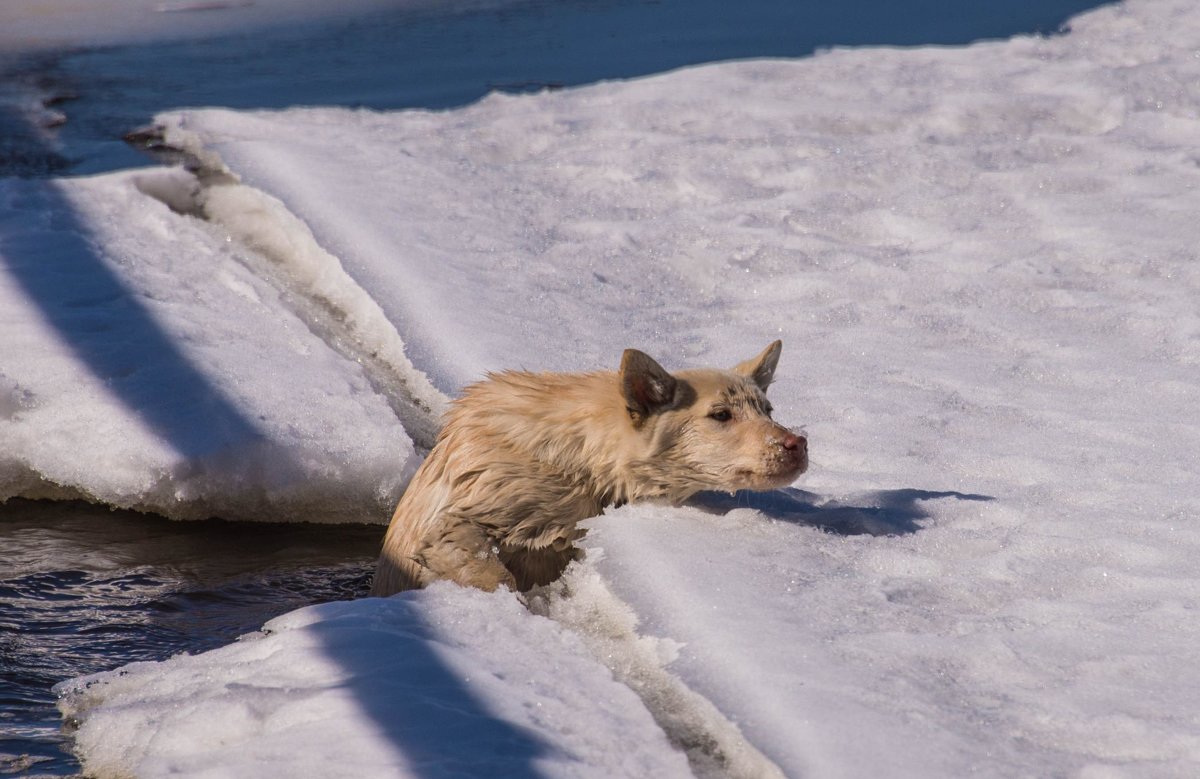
[2,0,1109,178]
[0,167,423,523]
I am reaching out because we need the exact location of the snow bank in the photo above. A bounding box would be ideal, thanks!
[56,584,692,779]
[0,169,418,522]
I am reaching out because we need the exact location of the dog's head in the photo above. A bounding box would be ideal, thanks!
[619,340,808,500]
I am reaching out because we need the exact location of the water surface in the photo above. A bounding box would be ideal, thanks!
[0,500,382,777]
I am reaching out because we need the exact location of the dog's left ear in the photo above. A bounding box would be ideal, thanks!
[734,340,782,392]
[620,349,677,423]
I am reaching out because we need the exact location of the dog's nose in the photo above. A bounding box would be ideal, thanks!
[781,432,806,452]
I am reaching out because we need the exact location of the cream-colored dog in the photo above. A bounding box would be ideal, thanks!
[371,341,807,596]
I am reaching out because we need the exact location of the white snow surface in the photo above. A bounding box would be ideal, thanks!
[35,0,1200,775]
[0,169,419,522]
[57,583,692,779]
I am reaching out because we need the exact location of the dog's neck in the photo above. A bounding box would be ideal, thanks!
[452,369,696,509]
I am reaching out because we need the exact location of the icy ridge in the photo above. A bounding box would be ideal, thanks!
[56,584,697,779]
[135,131,449,451]
[0,171,417,523]
[532,555,787,779]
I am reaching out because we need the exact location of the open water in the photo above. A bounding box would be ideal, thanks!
[0,500,382,777]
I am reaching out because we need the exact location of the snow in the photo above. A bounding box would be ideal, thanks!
[57,584,693,779]
[0,168,421,522]
[13,0,1200,775]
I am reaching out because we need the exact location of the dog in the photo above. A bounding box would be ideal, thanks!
[371,341,807,596]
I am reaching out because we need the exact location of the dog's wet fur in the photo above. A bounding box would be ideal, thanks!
[371,341,807,596]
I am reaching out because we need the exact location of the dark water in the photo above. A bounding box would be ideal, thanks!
[1,0,1112,177]
[0,500,382,777]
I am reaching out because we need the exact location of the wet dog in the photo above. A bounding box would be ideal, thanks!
[371,341,807,596]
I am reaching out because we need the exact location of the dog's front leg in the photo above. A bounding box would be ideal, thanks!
[418,519,518,592]
[500,543,583,592]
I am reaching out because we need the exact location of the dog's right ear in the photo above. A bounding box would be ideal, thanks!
[734,340,782,392]
[620,349,677,424]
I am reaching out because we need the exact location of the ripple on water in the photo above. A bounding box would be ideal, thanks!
[0,499,384,777]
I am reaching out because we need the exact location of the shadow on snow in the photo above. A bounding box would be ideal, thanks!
[692,488,994,536]
[326,596,559,779]
[0,108,265,461]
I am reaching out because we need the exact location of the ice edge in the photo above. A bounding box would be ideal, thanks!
[533,562,788,779]
[134,120,448,451]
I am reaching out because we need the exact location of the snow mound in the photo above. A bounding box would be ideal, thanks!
[0,170,418,522]
[56,584,692,779]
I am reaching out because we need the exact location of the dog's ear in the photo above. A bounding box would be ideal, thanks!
[620,349,677,423]
[734,340,782,392]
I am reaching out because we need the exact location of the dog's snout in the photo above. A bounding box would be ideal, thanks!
[780,432,805,452]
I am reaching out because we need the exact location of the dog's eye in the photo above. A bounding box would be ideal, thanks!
[708,409,733,423]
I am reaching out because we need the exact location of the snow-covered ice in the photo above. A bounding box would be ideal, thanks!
[16,0,1200,775]
[0,169,422,522]
[57,584,693,779]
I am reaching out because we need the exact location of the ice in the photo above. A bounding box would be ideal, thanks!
[14,0,1200,774]
[56,584,693,779]
[0,169,419,521]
